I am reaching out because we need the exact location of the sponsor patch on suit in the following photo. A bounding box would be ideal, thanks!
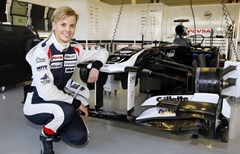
[65,67,75,73]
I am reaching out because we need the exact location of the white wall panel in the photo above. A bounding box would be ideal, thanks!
[163,4,240,39]
[99,2,112,40]
[59,0,111,41]
[111,3,164,41]
[163,3,240,61]
[87,1,100,40]
[18,0,59,7]
[134,4,163,41]
[111,5,136,41]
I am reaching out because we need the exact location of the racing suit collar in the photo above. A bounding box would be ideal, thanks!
[51,33,70,53]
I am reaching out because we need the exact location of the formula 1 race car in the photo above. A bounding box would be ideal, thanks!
[100,44,223,95]
[76,43,239,142]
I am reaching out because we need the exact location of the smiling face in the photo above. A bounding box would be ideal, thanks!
[52,15,77,43]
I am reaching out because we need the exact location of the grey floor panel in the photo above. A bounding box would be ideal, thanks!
[0,86,240,154]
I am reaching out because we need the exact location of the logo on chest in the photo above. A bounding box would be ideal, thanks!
[37,65,48,71]
[64,54,77,60]
[64,61,76,67]
[65,67,75,73]
[40,74,50,85]
[50,62,63,69]
[51,55,63,61]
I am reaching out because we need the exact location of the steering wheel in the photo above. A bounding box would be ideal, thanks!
[186,34,205,46]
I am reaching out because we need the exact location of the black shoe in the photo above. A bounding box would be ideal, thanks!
[53,133,61,143]
[39,134,55,154]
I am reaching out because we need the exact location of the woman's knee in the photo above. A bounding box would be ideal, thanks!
[62,104,75,119]
[54,104,75,126]
[69,131,89,146]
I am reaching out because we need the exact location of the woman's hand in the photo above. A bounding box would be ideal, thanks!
[77,104,88,118]
[87,68,99,83]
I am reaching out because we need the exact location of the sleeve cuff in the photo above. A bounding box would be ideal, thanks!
[91,60,103,70]
[72,99,82,109]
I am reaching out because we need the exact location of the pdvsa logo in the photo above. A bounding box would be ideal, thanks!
[188,29,211,34]
[51,55,63,61]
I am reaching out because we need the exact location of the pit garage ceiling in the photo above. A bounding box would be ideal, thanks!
[100,0,235,6]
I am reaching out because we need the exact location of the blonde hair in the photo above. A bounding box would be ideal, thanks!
[50,6,78,23]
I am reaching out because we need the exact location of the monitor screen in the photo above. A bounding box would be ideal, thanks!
[12,15,28,26]
[47,20,52,31]
[10,1,28,16]
[0,13,6,22]
[31,4,45,18]
[47,7,55,19]
[0,0,6,13]
[31,17,45,31]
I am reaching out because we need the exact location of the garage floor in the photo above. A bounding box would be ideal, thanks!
[0,85,240,154]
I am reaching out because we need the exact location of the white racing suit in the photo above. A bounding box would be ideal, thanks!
[23,33,109,145]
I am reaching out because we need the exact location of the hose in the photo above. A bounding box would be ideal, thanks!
[221,0,239,61]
